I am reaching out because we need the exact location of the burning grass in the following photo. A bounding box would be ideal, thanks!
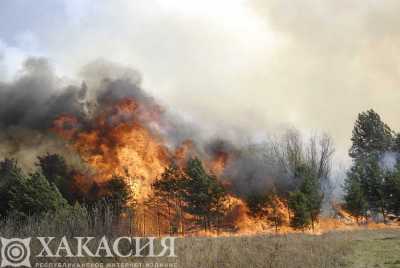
[3,208,399,268]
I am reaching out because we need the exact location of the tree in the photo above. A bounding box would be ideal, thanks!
[383,164,400,216]
[343,165,368,222]
[36,153,77,204]
[273,130,334,198]
[346,154,388,221]
[102,176,131,214]
[288,191,310,229]
[0,159,24,216]
[37,153,69,184]
[344,110,395,221]
[349,109,392,159]
[266,188,287,232]
[8,172,69,217]
[300,170,323,230]
[246,193,269,218]
[181,158,227,231]
[288,164,323,230]
[392,133,400,153]
[152,164,186,234]
[272,130,332,230]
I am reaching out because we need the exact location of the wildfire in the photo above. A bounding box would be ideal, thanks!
[52,96,399,236]
[208,151,230,176]
[53,98,171,200]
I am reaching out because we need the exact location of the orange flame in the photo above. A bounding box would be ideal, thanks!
[53,98,171,200]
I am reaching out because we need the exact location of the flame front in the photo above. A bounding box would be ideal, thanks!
[53,98,170,200]
[52,97,399,236]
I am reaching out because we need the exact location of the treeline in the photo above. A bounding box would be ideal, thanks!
[148,159,226,234]
[0,154,131,220]
[244,131,334,231]
[344,109,400,222]
[150,131,335,232]
[3,109,397,234]
[0,132,336,234]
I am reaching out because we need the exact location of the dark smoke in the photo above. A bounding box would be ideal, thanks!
[0,57,199,170]
[0,57,331,199]
[0,58,86,130]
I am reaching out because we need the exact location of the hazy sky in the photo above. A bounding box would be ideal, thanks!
[1,0,400,160]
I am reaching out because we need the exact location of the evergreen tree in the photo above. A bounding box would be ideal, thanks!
[181,158,227,231]
[347,155,388,220]
[102,176,131,215]
[153,164,185,200]
[300,171,323,230]
[349,109,392,159]
[392,133,400,153]
[288,164,323,230]
[0,159,24,216]
[288,191,310,229]
[152,164,186,234]
[343,164,368,222]
[36,153,77,204]
[246,193,269,218]
[345,110,394,221]
[383,165,400,216]
[8,172,69,217]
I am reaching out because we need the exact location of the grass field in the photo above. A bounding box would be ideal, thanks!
[166,228,400,268]
[2,214,400,267]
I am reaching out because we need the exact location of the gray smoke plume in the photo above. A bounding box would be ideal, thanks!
[0,57,336,199]
[0,57,200,170]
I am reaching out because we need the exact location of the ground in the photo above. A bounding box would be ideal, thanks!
[157,228,400,268]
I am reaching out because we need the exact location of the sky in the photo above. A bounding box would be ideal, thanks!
[1,0,400,161]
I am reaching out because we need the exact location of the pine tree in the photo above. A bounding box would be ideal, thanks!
[300,172,323,230]
[349,109,392,159]
[350,155,388,220]
[36,153,79,204]
[181,158,227,231]
[345,109,394,221]
[152,164,187,234]
[343,164,368,222]
[383,164,400,216]
[246,193,269,218]
[103,176,131,214]
[288,164,323,230]
[288,191,311,229]
[0,158,24,216]
[392,133,400,153]
[8,172,69,217]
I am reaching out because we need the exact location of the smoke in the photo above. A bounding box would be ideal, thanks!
[222,143,284,196]
[247,0,400,158]
[379,152,399,172]
[0,57,338,200]
[0,57,201,170]
[0,58,86,169]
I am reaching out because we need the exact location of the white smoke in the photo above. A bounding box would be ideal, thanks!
[379,152,398,171]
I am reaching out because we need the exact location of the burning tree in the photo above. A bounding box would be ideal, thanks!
[152,158,227,233]
[270,130,334,230]
[246,188,287,233]
[181,158,227,232]
[36,153,83,204]
[151,164,186,235]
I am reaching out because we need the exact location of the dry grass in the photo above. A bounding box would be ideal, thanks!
[173,232,351,268]
[1,209,400,267]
